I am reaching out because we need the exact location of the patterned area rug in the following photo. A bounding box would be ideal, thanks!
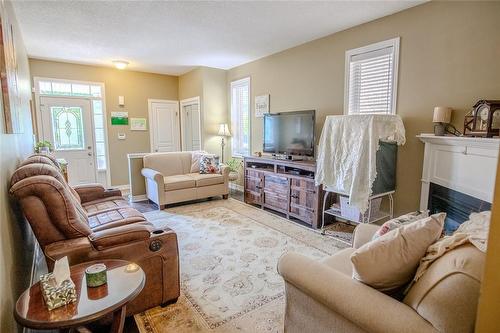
[135,198,347,332]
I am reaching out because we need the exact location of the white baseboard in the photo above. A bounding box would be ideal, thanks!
[230,183,243,192]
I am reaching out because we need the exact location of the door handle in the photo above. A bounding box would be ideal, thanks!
[88,152,92,156]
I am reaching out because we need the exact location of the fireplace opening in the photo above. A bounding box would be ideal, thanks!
[428,183,491,235]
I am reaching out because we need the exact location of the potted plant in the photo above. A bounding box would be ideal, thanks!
[225,158,242,182]
[34,140,53,154]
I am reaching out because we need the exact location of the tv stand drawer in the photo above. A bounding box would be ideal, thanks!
[263,191,288,213]
[264,175,288,195]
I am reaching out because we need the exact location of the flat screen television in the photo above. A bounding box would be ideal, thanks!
[263,110,315,157]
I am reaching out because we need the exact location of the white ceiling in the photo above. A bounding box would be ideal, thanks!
[13,1,424,76]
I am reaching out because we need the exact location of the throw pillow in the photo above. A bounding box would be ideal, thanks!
[350,212,445,292]
[190,151,208,173]
[372,211,429,240]
[199,155,220,174]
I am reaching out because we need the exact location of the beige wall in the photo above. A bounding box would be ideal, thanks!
[227,1,500,215]
[28,59,179,186]
[179,67,228,157]
[202,67,228,159]
[179,67,203,101]
[0,1,36,331]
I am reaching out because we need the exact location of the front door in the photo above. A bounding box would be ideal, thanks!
[40,96,96,185]
[149,100,180,152]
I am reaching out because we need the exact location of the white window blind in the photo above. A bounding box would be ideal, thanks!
[231,77,250,157]
[345,37,399,115]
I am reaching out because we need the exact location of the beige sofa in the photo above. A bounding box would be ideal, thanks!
[278,223,484,333]
[141,152,229,209]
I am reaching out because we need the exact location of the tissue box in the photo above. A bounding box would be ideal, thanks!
[40,273,77,310]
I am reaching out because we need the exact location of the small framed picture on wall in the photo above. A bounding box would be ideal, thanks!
[255,94,270,118]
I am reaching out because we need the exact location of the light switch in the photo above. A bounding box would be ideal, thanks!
[118,96,125,106]
[118,133,126,140]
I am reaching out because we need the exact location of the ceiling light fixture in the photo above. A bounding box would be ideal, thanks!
[113,60,129,70]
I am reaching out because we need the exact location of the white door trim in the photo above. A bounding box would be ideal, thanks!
[33,77,111,187]
[147,99,180,153]
[180,96,202,151]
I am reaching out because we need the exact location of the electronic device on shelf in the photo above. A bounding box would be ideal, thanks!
[271,153,304,161]
[263,110,315,158]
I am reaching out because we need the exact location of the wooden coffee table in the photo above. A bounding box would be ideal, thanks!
[14,259,145,332]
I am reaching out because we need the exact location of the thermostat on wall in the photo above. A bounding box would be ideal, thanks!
[118,133,126,140]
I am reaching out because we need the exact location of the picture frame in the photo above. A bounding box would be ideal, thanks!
[0,16,22,133]
[255,94,270,118]
[130,117,147,131]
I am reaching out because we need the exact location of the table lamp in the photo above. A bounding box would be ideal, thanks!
[433,106,452,136]
[217,123,231,162]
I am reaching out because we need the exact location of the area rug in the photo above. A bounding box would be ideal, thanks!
[135,198,347,333]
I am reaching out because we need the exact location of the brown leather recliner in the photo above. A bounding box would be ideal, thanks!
[10,159,180,315]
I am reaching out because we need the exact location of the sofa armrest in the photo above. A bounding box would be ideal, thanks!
[73,183,122,203]
[352,223,379,248]
[141,168,164,182]
[89,222,153,250]
[220,165,230,181]
[44,225,178,269]
[278,253,437,333]
[141,168,165,206]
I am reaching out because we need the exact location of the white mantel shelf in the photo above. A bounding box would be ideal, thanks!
[417,133,500,150]
[418,133,499,209]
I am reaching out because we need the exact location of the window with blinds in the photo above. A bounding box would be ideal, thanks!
[345,37,400,115]
[231,77,250,157]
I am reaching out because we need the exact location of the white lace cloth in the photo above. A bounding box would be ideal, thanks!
[315,115,406,213]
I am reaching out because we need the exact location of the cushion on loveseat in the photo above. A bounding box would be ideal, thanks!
[403,243,484,333]
[188,173,224,187]
[163,175,196,191]
[322,248,356,276]
[144,151,193,176]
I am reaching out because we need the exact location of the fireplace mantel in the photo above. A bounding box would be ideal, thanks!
[418,133,500,210]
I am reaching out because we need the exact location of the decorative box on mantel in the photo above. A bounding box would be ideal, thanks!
[418,134,499,233]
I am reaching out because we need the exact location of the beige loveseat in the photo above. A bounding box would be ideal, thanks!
[278,223,484,333]
[141,152,229,209]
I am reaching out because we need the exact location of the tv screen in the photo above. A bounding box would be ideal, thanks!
[263,110,315,157]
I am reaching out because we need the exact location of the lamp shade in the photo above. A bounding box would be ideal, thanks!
[217,123,231,136]
[433,106,452,123]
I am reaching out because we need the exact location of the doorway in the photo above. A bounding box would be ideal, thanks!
[34,78,109,187]
[180,97,202,151]
[39,96,96,185]
[148,99,180,152]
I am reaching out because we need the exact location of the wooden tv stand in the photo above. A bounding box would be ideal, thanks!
[243,156,323,229]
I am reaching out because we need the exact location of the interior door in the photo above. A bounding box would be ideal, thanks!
[149,100,180,152]
[40,96,96,185]
[181,99,201,151]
